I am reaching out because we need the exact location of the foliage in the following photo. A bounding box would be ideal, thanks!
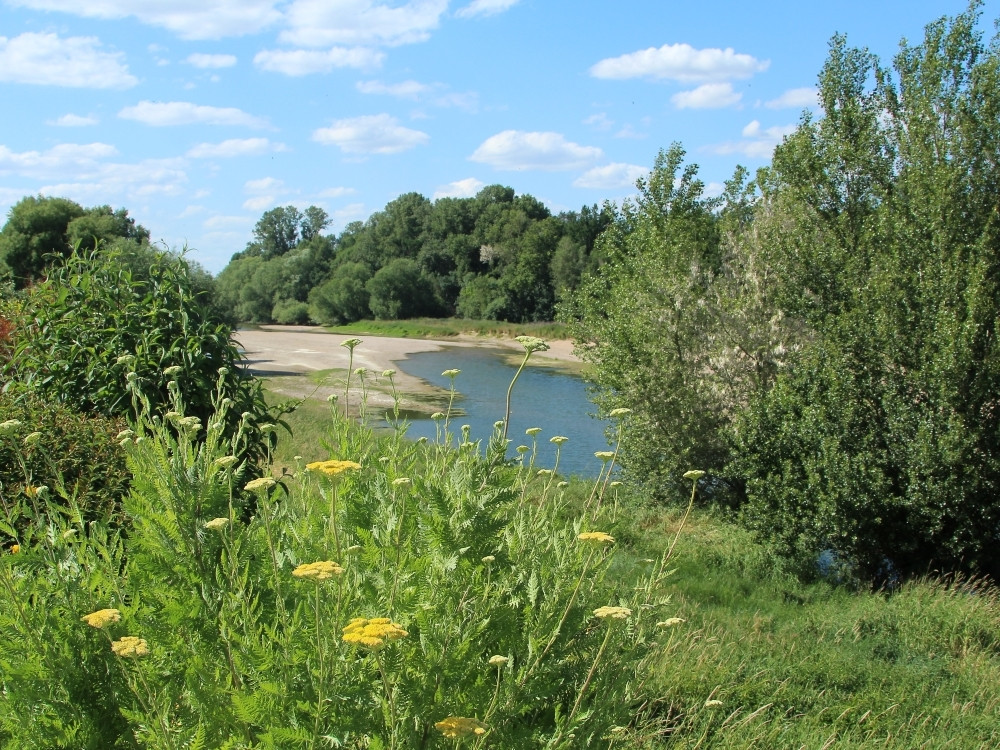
[0,342,672,748]
[4,243,280,470]
[0,393,129,540]
[732,2,1000,580]
[0,196,148,288]
[217,188,611,325]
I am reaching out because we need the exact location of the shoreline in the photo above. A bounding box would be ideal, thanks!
[236,324,582,413]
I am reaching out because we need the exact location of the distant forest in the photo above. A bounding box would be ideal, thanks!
[214,187,614,325]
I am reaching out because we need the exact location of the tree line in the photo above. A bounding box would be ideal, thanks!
[213,188,612,325]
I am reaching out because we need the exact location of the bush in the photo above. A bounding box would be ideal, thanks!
[271,298,310,325]
[0,393,129,541]
[4,243,282,469]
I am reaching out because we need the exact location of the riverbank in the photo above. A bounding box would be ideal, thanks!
[236,324,582,413]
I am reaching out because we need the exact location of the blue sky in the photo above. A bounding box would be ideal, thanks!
[0,0,994,273]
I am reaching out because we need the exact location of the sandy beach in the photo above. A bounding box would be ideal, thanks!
[236,325,581,411]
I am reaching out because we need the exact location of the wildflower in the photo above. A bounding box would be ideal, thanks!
[481,555,495,564]
[657,618,685,628]
[683,470,706,481]
[431,412,445,421]
[9,544,19,554]
[593,606,632,620]
[417,436,428,443]
[23,432,42,446]
[178,416,201,432]
[595,451,615,461]
[116,354,135,366]
[493,420,504,430]
[515,335,550,353]
[609,408,633,418]
[557,481,569,488]
[382,369,395,377]
[0,419,22,432]
[23,485,38,498]
[434,716,487,739]
[442,368,461,378]
[342,617,408,649]
[217,367,230,376]
[244,477,276,492]
[345,545,362,553]
[354,367,367,377]
[537,469,552,476]
[578,531,614,544]
[62,529,77,540]
[392,477,411,486]
[111,636,149,658]
[164,411,181,421]
[204,517,229,532]
[526,427,542,436]
[704,699,723,708]
[81,608,121,628]
[327,394,339,403]
[610,481,622,488]
[292,561,344,581]
[488,655,508,667]
[340,337,363,351]
[163,365,183,376]
[306,460,361,477]
[516,445,530,454]
[214,455,238,469]
[116,429,135,441]
[549,435,569,445]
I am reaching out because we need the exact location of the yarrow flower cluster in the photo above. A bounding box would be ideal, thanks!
[434,716,487,738]
[342,617,408,649]
[81,608,121,628]
[306,459,362,477]
[550,435,569,445]
[683,470,706,481]
[488,655,508,667]
[111,636,149,658]
[204,517,229,532]
[292,561,344,581]
[515,335,550,353]
[578,531,615,544]
[244,477,276,492]
[593,605,632,620]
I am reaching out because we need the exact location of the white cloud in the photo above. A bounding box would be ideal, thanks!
[254,46,383,75]
[455,0,520,19]
[242,196,277,211]
[573,163,648,189]
[707,119,797,159]
[179,204,206,218]
[119,101,269,128]
[0,142,118,179]
[333,202,368,226]
[0,32,137,88]
[357,79,430,98]
[584,112,614,131]
[318,186,357,198]
[185,53,237,68]
[765,86,819,109]
[50,113,99,127]
[186,138,285,158]
[590,43,768,83]
[312,114,429,155]
[245,176,286,193]
[280,0,448,48]
[6,0,282,40]
[470,131,602,171]
[615,124,647,139]
[36,158,187,202]
[433,177,484,199]
[204,214,252,230]
[672,82,742,109]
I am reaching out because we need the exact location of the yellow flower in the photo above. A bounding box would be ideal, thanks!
[342,616,408,649]
[657,617,685,628]
[244,477,276,492]
[81,608,122,628]
[111,636,149,658]
[549,435,569,445]
[488,655,508,667]
[340,337,363,350]
[593,605,632,620]
[515,335,550,353]
[434,716,487,739]
[292,561,344,581]
[578,531,614,544]
[525,427,542,436]
[305,460,361,477]
[609,408,632,418]
[442,368,461,378]
[594,450,615,461]
[683,470,706,481]
[704,699,723,708]
[204,517,229,531]
[213,455,238,469]
[9,544,19,554]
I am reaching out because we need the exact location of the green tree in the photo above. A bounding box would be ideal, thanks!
[308,262,372,324]
[0,196,85,285]
[732,2,1000,580]
[366,257,437,319]
[67,205,150,251]
[244,205,303,259]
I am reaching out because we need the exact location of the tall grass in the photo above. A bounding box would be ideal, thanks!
[323,317,568,342]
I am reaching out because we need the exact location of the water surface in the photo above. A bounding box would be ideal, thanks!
[395,346,611,478]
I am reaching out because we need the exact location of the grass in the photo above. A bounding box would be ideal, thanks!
[269,393,1000,748]
[323,317,569,342]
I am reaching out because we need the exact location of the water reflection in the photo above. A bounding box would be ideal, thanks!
[395,346,611,478]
